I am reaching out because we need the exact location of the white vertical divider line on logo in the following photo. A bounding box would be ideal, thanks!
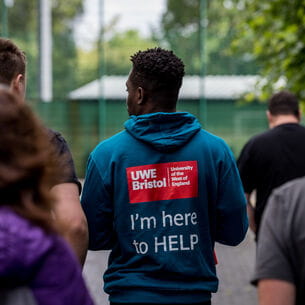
[166,167,171,186]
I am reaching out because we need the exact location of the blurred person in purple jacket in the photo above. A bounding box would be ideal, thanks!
[0,88,94,305]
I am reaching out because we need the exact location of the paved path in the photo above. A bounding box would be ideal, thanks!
[83,231,257,305]
[213,231,257,305]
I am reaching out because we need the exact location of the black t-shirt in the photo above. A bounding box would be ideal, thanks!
[48,129,81,194]
[237,123,305,235]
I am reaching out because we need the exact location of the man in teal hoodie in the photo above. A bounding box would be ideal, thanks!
[81,47,248,305]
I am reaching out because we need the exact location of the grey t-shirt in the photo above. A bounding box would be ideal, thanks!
[253,176,305,305]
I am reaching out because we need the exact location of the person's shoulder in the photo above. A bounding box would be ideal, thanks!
[269,123,305,137]
[197,129,234,156]
[290,123,305,134]
[45,128,73,160]
[0,208,52,249]
[277,122,305,130]
[47,128,69,150]
[0,208,54,274]
[46,128,81,189]
[273,176,305,199]
[91,130,129,155]
[267,176,305,223]
[0,207,27,235]
[0,207,35,234]
[250,129,274,143]
[197,129,228,146]
[239,130,274,154]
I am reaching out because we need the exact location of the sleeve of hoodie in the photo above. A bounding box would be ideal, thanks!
[81,153,115,250]
[215,146,248,246]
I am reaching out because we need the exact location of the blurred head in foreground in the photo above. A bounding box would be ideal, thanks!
[0,88,60,231]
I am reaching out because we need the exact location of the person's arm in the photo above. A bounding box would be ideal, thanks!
[245,193,256,234]
[237,140,257,234]
[258,279,295,305]
[51,183,88,266]
[254,187,297,304]
[47,130,88,266]
[215,147,248,246]
[81,154,115,250]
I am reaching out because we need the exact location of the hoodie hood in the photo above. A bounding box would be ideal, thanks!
[124,112,201,152]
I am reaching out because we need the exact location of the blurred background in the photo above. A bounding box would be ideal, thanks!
[1,0,303,177]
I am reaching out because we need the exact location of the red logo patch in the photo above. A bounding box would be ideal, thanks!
[126,161,198,203]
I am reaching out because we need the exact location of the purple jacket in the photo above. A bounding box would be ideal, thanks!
[0,207,94,305]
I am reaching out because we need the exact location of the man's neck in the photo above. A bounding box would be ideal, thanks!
[269,115,299,128]
[140,103,176,115]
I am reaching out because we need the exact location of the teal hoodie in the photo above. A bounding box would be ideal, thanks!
[81,112,248,304]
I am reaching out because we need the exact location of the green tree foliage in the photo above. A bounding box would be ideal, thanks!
[5,0,83,99]
[232,0,305,102]
[3,2,156,96]
[105,29,157,75]
[52,0,83,98]
[159,0,258,75]
[76,19,157,88]
[76,47,99,88]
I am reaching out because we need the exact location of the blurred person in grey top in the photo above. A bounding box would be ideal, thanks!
[253,176,305,305]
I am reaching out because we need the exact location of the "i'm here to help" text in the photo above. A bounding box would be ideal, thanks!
[130,210,199,254]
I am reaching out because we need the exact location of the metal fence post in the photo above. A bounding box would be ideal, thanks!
[39,0,53,102]
[98,0,106,141]
[199,0,207,127]
[1,0,8,37]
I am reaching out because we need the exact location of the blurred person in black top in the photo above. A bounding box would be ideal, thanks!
[0,37,88,265]
[237,90,305,240]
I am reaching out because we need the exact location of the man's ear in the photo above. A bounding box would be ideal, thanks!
[137,87,144,105]
[266,110,274,128]
[266,110,272,121]
[11,74,25,98]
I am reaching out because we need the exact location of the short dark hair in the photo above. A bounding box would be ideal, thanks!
[130,47,185,95]
[268,90,299,117]
[0,38,26,85]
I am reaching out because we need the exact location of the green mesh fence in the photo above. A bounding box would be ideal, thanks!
[1,1,279,177]
[29,99,268,177]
